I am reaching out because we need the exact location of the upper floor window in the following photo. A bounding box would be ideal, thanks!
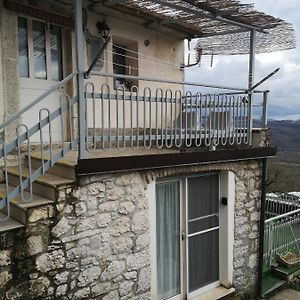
[112,39,138,90]
[18,17,63,81]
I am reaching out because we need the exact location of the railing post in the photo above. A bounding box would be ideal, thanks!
[268,221,274,267]
[75,0,86,159]
[248,29,256,145]
[262,91,269,129]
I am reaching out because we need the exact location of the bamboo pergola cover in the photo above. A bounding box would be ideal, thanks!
[108,0,295,55]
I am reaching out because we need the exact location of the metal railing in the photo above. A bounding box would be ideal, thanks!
[265,194,300,219]
[0,71,78,220]
[84,82,270,151]
[0,68,270,221]
[264,194,300,266]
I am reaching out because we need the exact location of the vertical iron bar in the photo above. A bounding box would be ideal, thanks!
[248,29,256,146]
[75,0,86,159]
[262,91,269,129]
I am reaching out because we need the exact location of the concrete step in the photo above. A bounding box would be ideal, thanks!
[0,211,24,233]
[272,265,300,281]
[0,184,54,224]
[6,166,74,200]
[26,152,76,181]
[262,276,287,299]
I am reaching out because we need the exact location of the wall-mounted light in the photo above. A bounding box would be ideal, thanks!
[96,19,111,40]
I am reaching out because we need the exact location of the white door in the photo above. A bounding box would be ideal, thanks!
[186,174,220,299]
[155,174,220,300]
[18,17,65,142]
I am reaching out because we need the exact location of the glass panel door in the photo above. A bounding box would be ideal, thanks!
[187,174,219,294]
[32,20,47,79]
[156,181,181,300]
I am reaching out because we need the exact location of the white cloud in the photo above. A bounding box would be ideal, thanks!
[186,0,300,120]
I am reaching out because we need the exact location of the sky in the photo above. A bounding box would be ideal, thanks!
[185,0,300,121]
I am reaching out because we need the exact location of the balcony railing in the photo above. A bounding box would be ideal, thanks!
[0,69,270,220]
[84,80,268,151]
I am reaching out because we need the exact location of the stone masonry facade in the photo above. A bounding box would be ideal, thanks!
[0,160,262,299]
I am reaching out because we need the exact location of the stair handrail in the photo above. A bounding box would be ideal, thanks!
[0,71,78,131]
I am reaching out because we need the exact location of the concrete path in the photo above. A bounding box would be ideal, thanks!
[269,289,300,300]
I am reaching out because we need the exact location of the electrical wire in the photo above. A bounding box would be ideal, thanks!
[110,42,185,69]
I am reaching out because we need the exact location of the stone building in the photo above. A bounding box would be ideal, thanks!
[0,0,295,299]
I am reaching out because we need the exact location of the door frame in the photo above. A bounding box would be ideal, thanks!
[149,171,235,300]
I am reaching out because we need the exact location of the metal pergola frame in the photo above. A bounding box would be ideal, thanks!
[74,0,259,159]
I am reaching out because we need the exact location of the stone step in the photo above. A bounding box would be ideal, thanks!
[0,184,54,224]
[26,152,76,180]
[6,166,74,200]
[0,211,24,233]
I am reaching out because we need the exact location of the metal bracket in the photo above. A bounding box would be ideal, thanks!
[84,36,111,79]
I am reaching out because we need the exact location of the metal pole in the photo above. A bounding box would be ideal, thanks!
[248,29,256,146]
[258,158,268,298]
[262,91,269,129]
[75,0,86,159]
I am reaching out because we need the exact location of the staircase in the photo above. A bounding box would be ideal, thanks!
[0,152,76,233]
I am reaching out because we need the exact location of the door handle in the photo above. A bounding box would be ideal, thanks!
[180,231,186,241]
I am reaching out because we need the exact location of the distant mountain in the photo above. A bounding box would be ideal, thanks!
[268,119,300,151]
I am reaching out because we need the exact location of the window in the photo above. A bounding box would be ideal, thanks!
[18,17,29,77]
[153,173,225,299]
[87,34,104,71]
[18,17,63,81]
[32,20,47,79]
[50,24,63,81]
[112,40,138,89]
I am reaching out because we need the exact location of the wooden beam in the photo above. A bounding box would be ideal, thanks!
[76,147,277,176]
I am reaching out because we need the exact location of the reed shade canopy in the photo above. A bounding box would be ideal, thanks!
[101,0,295,55]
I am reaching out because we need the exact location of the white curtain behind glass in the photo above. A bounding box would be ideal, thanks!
[156,181,181,300]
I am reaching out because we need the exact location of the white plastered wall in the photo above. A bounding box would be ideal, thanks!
[84,11,185,130]
[219,170,235,288]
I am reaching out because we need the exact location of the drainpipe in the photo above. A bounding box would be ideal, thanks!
[258,158,267,298]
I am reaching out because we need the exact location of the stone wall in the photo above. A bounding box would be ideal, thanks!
[0,160,262,299]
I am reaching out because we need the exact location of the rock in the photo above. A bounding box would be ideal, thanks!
[136,233,149,251]
[0,271,11,287]
[91,282,111,296]
[52,217,72,238]
[95,213,111,228]
[119,202,135,215]
[36,250,65,273]
[131,211,149,234]
[248,254,258,268]
[0,250,11,267]
[126,251,149,271]
[27,236,44,256]
[119,280,134,297]
[99,201,119,213]
[29,277,50,297]
[28,207,49,223]
[110,217,131,237]
[56,284,68,297]
[73,287,90,299]
[137,266,151,292]
[103,290,120,300]
[77,266,101,287]
[111,236,133,254]
[124,271,137,280]
[101,261,125,281]
[77,218,96,232]
[54,271,69,285]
